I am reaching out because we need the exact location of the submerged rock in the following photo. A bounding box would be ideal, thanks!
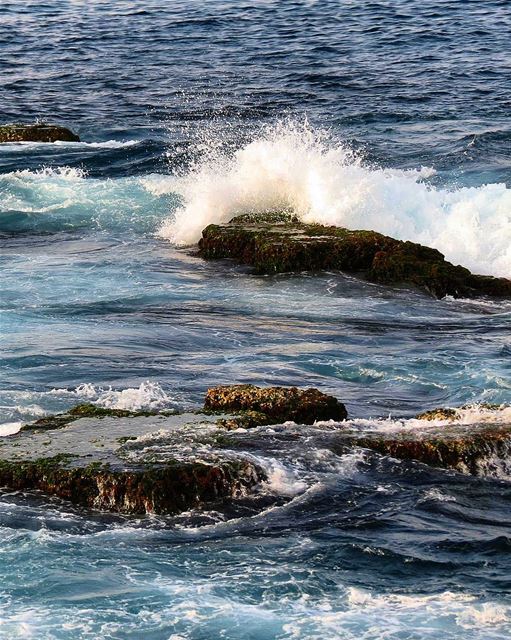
[0,123,79,143]
[198,213,511,299]
[204,384,348,424]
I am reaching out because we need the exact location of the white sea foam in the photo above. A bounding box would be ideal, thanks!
[3,165,87,182]
[41,381,176,411]
[315,403,511,432]
[0,139,138,150]
[0,382,179,433]
[158,119,511,277]
[0,422,22,436]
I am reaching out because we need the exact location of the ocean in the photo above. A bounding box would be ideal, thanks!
[0,1,510,638]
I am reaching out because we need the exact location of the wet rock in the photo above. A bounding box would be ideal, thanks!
[0,123,80,143]
[204,384,348,424]
[415,403,504,421]
[216,410,274,430]
[0,410,264,515]
[414,408,459,421]
[198,213,511,299]
[353,423,511,476]
[24,403,175,431]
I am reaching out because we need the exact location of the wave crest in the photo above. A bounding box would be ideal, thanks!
[158,120,511,277]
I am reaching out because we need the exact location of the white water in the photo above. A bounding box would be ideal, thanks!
[158,121,511,277]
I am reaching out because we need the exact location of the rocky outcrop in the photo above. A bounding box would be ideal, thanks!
[204,384,348,424]
[352,422,511,476]
[0,408,264,515]
[0,123,80,143]
[0,455,259,515]
[198,213,511,299]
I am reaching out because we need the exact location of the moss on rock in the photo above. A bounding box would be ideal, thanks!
[0,455,260,515]
[216,410,274,430]
[353,425,511,475]
[204,384,347,424]
[198,213,511,299]
[0,123,79,143]
[24,403,176,431]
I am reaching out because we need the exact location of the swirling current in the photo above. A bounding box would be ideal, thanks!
[0,1,510,638]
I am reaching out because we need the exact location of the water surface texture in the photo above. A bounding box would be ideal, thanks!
[0,1,510,638]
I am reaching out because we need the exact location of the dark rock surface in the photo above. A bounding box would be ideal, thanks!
[0,123,80,143]
[350,421,511,476]
[204,384,348,424]
[198,213,511,299]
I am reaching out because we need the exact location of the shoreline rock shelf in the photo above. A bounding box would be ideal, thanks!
[0,410,264,515]
[198,213,511,299]
[0,123,80,143]
[0,386,509,514]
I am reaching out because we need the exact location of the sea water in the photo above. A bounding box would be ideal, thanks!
[0,1,510,638]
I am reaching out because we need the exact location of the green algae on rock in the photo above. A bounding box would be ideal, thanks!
[204,384,348,424]
[198,213,511,299]
[24,403,177,431]
[1,411,263,515]
[0,123,80,143]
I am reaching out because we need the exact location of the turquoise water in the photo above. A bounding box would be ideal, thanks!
[0,1,510,638]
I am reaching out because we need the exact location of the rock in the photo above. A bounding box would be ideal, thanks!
[198,213,511,299]
[23,403,175,431]
[414,408,459,421]
[0,123,80,143]
[204,384,348,424]
[352,423,511,476]
[216,410,274,430]
[415,403,504,421]
[0,410,264,515]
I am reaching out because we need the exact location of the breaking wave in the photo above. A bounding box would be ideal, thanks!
[158,120,511,277]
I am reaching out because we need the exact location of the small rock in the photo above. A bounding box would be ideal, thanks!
[204,384,348,424]
[0,123,80,143]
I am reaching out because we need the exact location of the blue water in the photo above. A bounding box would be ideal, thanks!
[0,1,510,638]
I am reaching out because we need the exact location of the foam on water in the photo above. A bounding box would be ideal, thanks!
[0,382,180,429]
[0,167,172,232]
[158,120,511,277]
[316,403,511,433]
[0,139,139,151]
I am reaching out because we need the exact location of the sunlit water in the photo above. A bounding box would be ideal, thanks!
[0,1,510,638]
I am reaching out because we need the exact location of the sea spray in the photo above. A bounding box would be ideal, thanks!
[158,120,511,277]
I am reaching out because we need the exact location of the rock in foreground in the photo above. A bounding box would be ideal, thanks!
[0,410,263,515]
[198,213,511,299]
[0,123,80,143]
[205,384,348,424]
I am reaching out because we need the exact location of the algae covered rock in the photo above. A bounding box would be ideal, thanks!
[204,384,348,424]
[198,213,511,299]
[352,423,511,476]
[24,403,174,431]
[0,410,264,515]
[0,123,79,143]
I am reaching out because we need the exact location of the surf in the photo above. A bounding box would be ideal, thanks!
[158,120,511,278]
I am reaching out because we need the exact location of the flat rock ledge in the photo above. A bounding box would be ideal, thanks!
[0,123,80,143]
[0,410,263,516]
[1,388,509,514]
[198,213,511,299]
[0,385,346,515]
